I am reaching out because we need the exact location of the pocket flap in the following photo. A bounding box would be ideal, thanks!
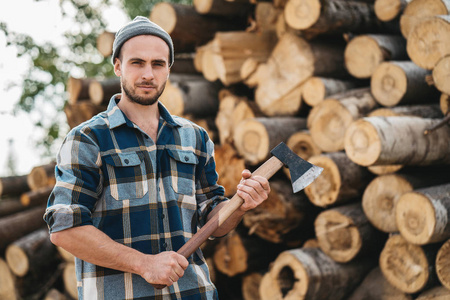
[103,152,143,167]
[167,149,198,165]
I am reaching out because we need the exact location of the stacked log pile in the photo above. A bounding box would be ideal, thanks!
[8,0,449,299]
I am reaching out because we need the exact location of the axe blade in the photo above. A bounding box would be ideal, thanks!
[271,142,323,193]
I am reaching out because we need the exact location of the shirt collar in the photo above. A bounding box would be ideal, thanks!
[106,94,181,129]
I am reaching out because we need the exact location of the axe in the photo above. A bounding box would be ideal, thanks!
[153,142,323,289]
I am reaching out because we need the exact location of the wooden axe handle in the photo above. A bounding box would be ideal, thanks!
[152,155,284,289]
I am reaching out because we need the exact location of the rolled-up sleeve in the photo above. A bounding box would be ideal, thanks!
[44,127,103,233]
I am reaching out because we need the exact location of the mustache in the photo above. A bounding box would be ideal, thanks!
[136,81,157,87]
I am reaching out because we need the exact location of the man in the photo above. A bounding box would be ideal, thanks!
[44,16,270,299]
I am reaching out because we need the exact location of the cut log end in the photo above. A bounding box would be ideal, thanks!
[302,77,326,107]
[150,2,177,34]
[374,0,404,22]
[345,36,385,79]
[286,131,321,161]
[396,191,440,245]
[344,119,382,166]
[234,119,269,165]
[432,55,450,95]
[379,235,429,293]
[315,210,362,263]
[96,31,115,57]
[436,239,450,290]
[441,93,450,115]
[284,0,321,30]
[5,244,29,277]
[371,62,407,107]
[0,258,17,300]
[305,155,341,207]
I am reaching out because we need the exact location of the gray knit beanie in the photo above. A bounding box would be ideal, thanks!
[112,16,174,67]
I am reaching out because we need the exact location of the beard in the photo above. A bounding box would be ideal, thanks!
[121,77,166,106]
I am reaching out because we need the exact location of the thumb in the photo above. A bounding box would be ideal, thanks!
[241,169,252,181]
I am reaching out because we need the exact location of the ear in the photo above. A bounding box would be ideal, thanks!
[114,58,122,77]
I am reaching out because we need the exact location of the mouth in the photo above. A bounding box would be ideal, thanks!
[136,85,156,91]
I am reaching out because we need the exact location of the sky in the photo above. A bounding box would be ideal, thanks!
[0,0,128,176]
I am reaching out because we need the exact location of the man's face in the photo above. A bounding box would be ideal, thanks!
[114,35,170,106]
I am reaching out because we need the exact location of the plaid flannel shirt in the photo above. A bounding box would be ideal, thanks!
[44,96,226,300]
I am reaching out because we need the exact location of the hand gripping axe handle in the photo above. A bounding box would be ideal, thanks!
[152,142,323,289]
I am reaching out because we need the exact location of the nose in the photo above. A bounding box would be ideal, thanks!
[142,65,155,81]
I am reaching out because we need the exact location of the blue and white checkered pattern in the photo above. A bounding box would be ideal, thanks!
[44,96,225,299]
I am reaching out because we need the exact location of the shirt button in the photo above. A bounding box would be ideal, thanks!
[184,156,189,162]
[124,159,129,164]
[161,214,165,219]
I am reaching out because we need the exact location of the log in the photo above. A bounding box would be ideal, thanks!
[400,0,450,39]
[259,247,374,300]
[436,239,450,290]
[203,31,278,86]
[0,198,24,218]
[374,0,411,22]
[432,55,450,95]
[307,87,378,152]
[27,162,56,191]
[314,202,385,263]
[254,34,347,116]
[255,2,281,33]
[159,75,221,118]
[96,30,115,57]
[416,286,450,300]
[233,117,307,165]
[344,116,450,166]
[379,234,441,293]
[441,93,450,114]
[371,61,440,107]
[44,289,67,300]
[58,246,75,263]
[20,185,53,207]
[214,143,246,197]
[284,0,380,36]
[305,152,373,207]
[406,15,450,70]
[193,0,253,16]
[348,267,413,300]
[362,167,450,233]
[286,130,321,161]
[242,272,264,300]
[242,180,317,245]
[212,227,283,277]
[88,77,120,106]
[302,77,362,107]
[64,101,104,129]
[5,228,57,277]
[396,183,450,245]
[0,258,17,300]
[150,3,247,53]
[195,41,219,82]
[0,174,29,197]
[368,104,444,119]
[344,34,407,79]
[0,206,47,252]
[63,263,78,300]
[66,77,93,105]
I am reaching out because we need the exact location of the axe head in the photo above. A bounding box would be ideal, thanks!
[271,142,323,193]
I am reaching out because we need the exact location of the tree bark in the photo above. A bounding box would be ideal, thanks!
[400,0,450,39]
[348,267,413,300]
[314,202,385,263]
[66,77,94,105]
[379,234,441,293]
[371,61,439,106]
[259,247,374,300]
[302,77,363,107]
[27,162,56,191]
[308,87,378,152]
[0,206,47,252]
[432,55,450,95]
[64,101,104,129]
[344,34,407,79]
[193,0,253,16]
[344,116,450,166]
[0,198,24,218]
[150,3,248,53]
[233,117,307,165]
[436,239,450,291]
[368,104,444,119]
[396,183,450,245]
[0,174,29,197]
[284,0,380,37]
[362,167,450,233]
[20,185,53,207]
[5,228,57,277]
[305,152,373,207]
[88,77,120,106]
[416,286,450,300]
[243,180,317,245]
[406,15,450,70]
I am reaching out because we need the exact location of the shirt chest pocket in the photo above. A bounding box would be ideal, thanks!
[167,149,198,196]
[103,152,148,200]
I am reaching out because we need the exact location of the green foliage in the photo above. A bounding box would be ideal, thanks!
[121,0,193,19]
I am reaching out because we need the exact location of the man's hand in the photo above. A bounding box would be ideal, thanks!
[236,169,270,212]
[140,251,189,286]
